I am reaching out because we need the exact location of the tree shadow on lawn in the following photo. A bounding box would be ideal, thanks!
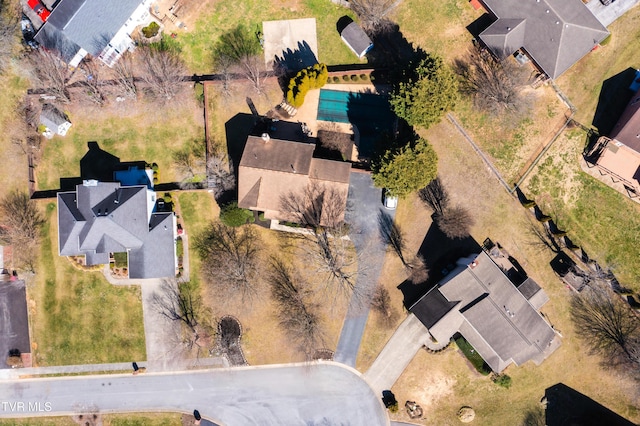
[544,383,635,426]
[397,218,481,309]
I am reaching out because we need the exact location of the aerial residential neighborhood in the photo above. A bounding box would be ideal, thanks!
[1,0,640,425]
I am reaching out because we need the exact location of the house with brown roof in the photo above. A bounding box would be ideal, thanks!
[410,247,560,373]
[238,127,352,227]
[476,0,608,79]
[588,89,640,199]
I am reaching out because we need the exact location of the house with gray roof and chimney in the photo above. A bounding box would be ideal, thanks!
[477,0,609,79]
[57,180,176,279]
[410,249,560,373]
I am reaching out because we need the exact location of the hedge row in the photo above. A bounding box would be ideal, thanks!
[286,63,328,108]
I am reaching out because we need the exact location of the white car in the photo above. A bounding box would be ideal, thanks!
[383,191,398,210]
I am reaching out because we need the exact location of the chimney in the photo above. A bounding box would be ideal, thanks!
[261,133,270,142]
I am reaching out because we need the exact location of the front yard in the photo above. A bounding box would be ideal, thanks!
[29,202,146,366]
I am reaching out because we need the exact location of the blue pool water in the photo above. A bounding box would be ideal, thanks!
[317,89,396,157]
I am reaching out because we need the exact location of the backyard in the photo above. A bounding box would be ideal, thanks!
[29,202,146,366]
[34,96,204,191]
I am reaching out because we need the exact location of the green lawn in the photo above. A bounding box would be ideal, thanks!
[0,413,182,425]
[522,129,640,289]
[36,101,204,191]
[30,202,146,366]
[176,0,358,73]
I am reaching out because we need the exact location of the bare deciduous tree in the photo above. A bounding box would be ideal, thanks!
[418,176,449,215]
[137,40,187,100]
[280,182,347,229]
[455,45,532,117]
[194,221,261,300]
[0,190,45,271]
[528,219,562,254]
[214,25,268,93]
[0,5,18,74]
[111,51,137,98]
[436,206,474,240]
[348,0,397,33]
[570,283,640,370]
[151,279,199,332]
[173,140,205,189]
[29,49,72,103]
[280,183,360,301]
[371,284,399,328]
[207,153,236,198]
[268,257,323,355]
[377,209,407,267]
[78,57,106,105]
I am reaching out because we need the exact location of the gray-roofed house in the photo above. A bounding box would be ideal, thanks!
[477,0,609,79]
[340,22,373,59]
[40,103,71,138]
[57,180,177,279]
[410,250,560,373]
[34,0,152,67]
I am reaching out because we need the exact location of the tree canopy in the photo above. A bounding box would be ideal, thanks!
[389,54,458,129]
[372,137,438,197]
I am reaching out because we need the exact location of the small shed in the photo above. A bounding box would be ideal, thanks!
[340,22,373,59]
[40,103,71,138]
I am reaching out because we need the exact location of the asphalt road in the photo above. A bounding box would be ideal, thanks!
[0,361,389,426]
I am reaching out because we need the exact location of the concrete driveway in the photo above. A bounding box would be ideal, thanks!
[0,362,389,426]
[363,314,431,395]
[334,171,395,367]
[586,0,640,27]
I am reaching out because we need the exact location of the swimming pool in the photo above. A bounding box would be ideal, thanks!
[317,89,396,158]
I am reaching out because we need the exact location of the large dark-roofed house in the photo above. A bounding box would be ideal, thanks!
[34,0,152,66]
[410,250,560,372]
[477,0,609,79]
[57,180,176,279]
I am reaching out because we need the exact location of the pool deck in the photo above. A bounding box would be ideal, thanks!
[291,82,379,137]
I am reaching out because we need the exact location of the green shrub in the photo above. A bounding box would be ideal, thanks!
[332,76,340,83]
[455,336,491,375]
[176,237,184,258]
[152,163,159,171]
[538,215,552,222]
[258,212,266,221]
[220,202,255,227]
[285,63,328,108]
[163,192,172,202]
[387,402,398,413]
[142,21,160,38]
[113,252,128,268]
[492,374,512,389]
[350,74,358,81]
[522,200,536,208]
[194,82,204,106]
[37,124,47,133]
[342,75,350,81]
[360,74,368,80]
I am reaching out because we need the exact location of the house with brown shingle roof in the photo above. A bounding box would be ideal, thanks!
[477,0,609,79]
[588,89,640,199]
[238,129,351,227]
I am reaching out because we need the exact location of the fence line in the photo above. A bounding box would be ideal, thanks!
[446,113,513,193]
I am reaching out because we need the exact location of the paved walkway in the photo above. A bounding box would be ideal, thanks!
[334,171,393,367]
[363,314,431,395]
